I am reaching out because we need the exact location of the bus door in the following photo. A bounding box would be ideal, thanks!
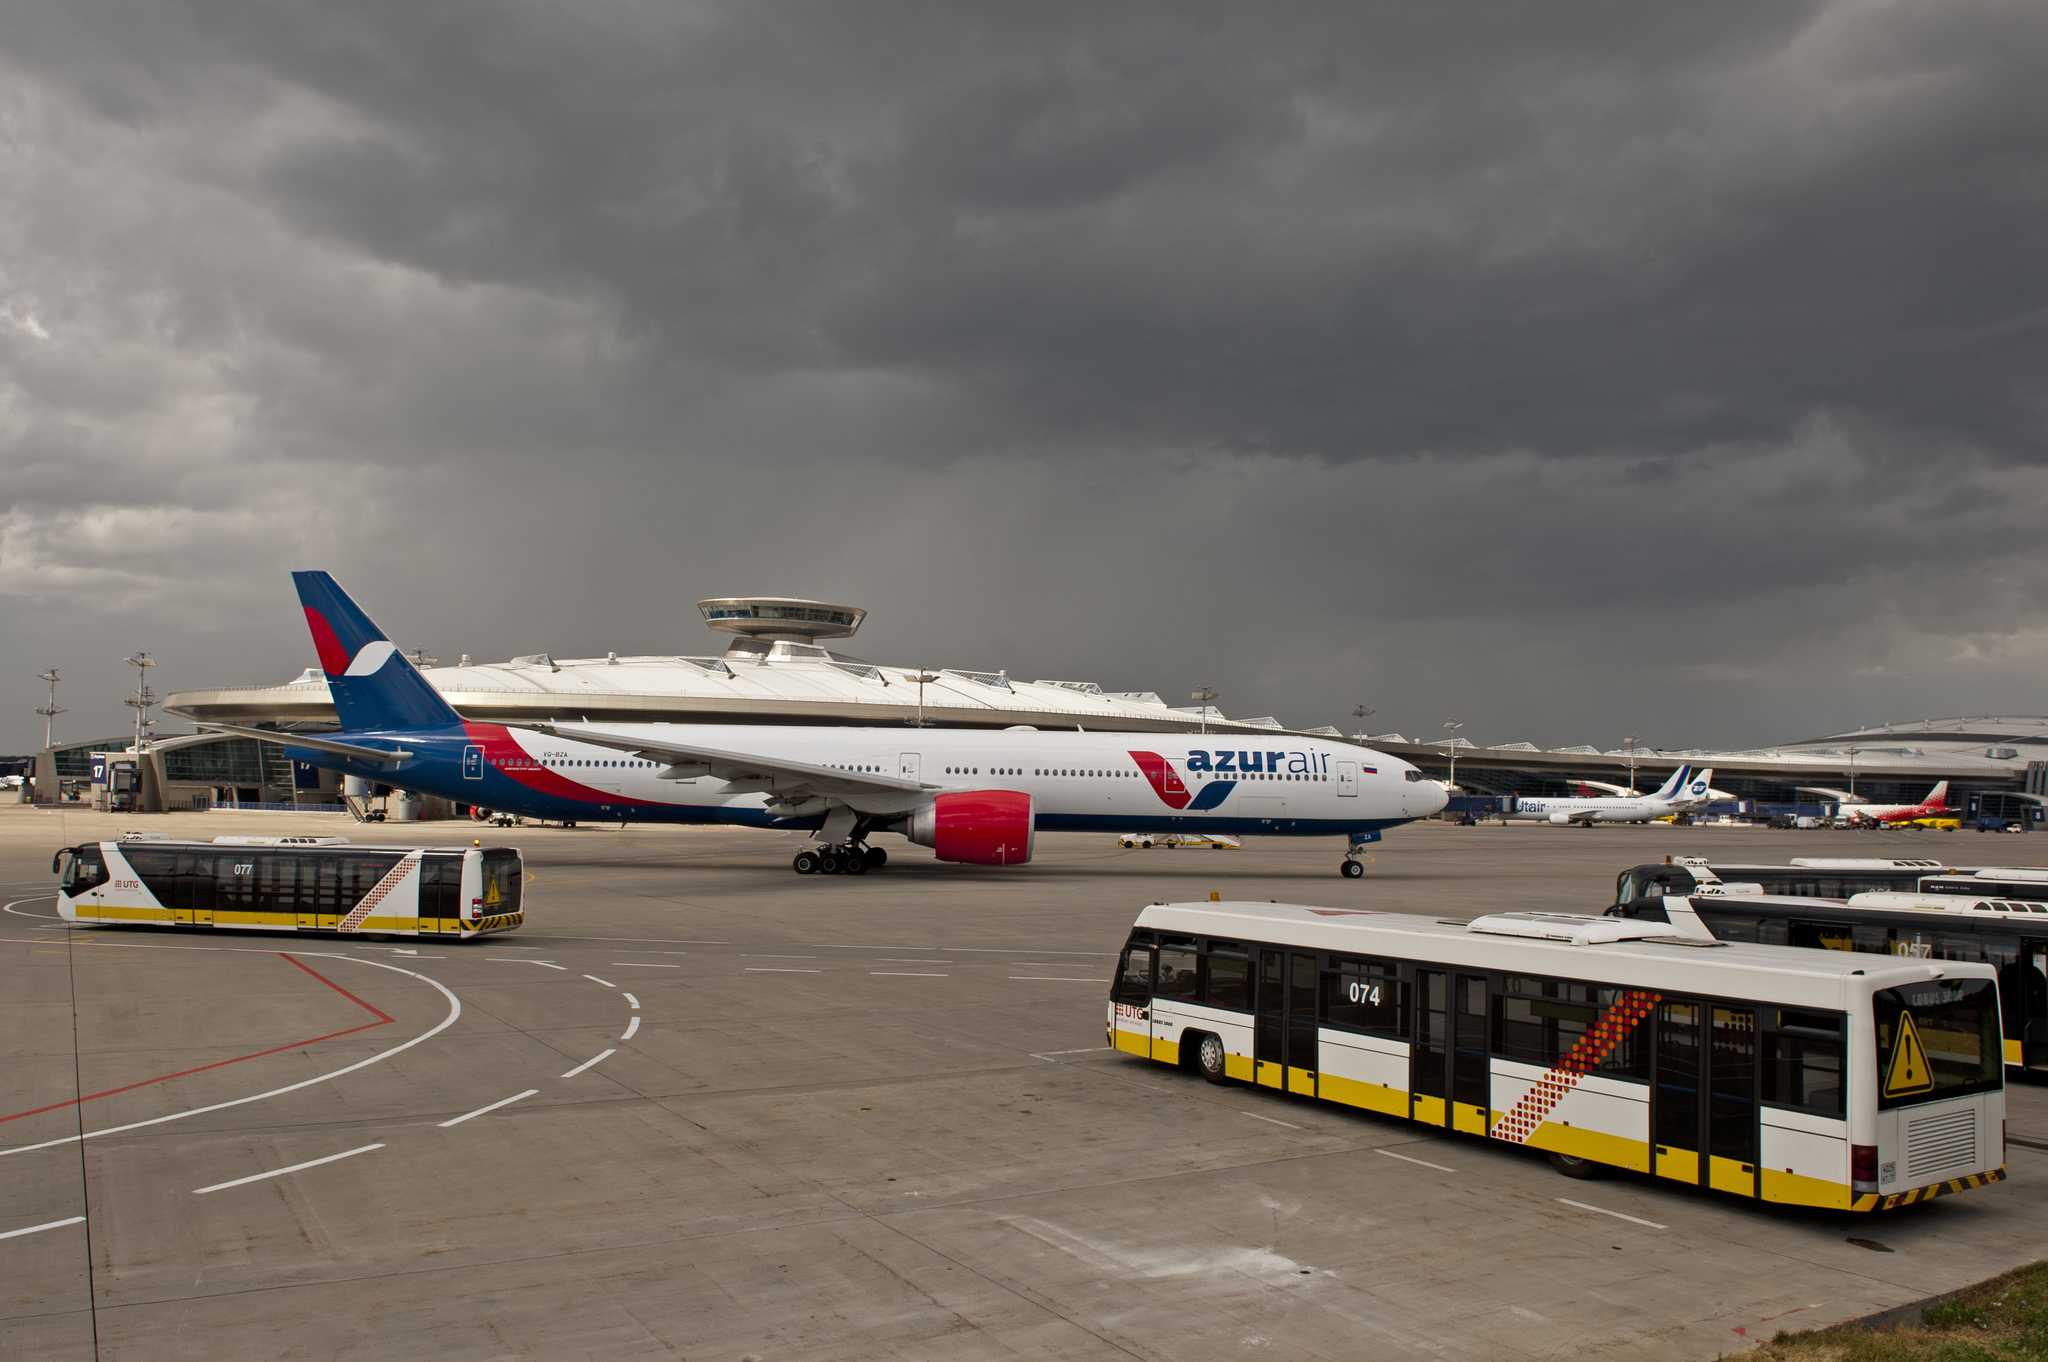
[2023,943,2048,1073]
[1653,999,1759,1195]
[1254,950,1318,1094]
[1451,976,1490,1135]
[1410,970,1488,1129]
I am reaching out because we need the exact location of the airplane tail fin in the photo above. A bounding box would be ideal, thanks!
[1651,766,1690,801]
[1688,768,1715,802]
[1925,780,1950,808]
[293,571,464,733]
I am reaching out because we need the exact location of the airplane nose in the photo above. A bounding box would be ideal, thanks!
[1424,776,1449,815]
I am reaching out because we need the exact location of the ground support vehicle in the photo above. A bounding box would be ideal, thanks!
[1110,901,2005,1211]
[51,837,524,938]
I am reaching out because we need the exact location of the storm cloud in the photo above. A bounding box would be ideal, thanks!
[4,1,2045,751]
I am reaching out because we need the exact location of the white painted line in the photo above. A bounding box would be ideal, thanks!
[1556,1198,1667,1229]
[561,1049,617,1078]
[0,1215,85,1241]
[876,959,952,964]
[872,972,948,977]
[1241,1111,1303,1129]
[1038,1047,1111,1055]
[610,962,680,968]
[809,943,937,950]
[742,954,816,959]
[746,967,820,973]
[623,993,639,1009]
[1009,976,1108,982]
[440,1089,539,1128]
[621,1016,640,1040]
[1376,1148,1456,1173]
[582,974,616,987]
[1,955,460,1160]
[194,1143,385,1194]
[488,959,566,969]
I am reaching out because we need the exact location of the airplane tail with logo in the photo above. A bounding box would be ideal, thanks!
[1684,768,1715,805]
[1924,780,1950,810]
[1649,766,1692,802]
[293,571,465,733]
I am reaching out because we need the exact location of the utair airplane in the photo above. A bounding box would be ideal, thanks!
[1500,766,1714,825]
[202,574,1448,878]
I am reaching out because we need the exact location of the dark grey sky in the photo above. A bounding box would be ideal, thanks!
[5,2,2045,753]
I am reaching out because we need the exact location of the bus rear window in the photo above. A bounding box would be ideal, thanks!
[479,850,522,915]
[1874,978,2001,1110]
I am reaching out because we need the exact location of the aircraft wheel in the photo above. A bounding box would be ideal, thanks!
[1341,859,1365,878]
[842,850,869,875]
[1195,1032,1230,1085]
[864,846,887,869]
[793,851,819,875]
[817,849,841,874]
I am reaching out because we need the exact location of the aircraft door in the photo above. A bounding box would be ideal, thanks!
[462,746,484,780]
[899,753,921,781]
[1337,761,1358,797]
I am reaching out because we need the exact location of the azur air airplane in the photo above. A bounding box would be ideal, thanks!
[1500,766,1715,825]
[203,574,1447,878]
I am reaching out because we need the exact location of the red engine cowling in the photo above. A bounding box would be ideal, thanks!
[908,790,1035,865]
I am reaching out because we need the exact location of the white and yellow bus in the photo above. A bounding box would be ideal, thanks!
[1109,902,2005,1212]
[51,837,524,938]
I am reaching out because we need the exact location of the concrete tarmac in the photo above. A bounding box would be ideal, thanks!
[2,805,2043,1360]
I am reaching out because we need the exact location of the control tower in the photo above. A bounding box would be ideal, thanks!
[697,597,867,647]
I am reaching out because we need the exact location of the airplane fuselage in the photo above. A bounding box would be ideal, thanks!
[293,721,1441,838]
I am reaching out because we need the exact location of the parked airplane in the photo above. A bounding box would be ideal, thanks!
[1499,766,1713,825]
[203,573,1447,877]
[1837,782,1952,827]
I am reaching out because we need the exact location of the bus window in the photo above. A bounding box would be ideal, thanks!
[1323,957,1405,1037]
[1498,977,1648,1079]
[1113,938,1153,1005]
[480,850,522,915]
[1874,978,2001,1110]
[1202,953,1251,1011]
[1790,920,1894,954]
[61,846,106,892]
[1764,1010,1844,1119]
[1701,912,1762,943]
[1155,935,1199,1002]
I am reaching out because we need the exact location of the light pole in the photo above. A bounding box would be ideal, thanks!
[1846,745,1860,801]
[1624,735,1640,795]
[36,668,65,750]
[1192,688,1219,737]
[124,653,157,753]
[1443,718,1464,791]
[906,669,938,728]
[1351,704,1374,741]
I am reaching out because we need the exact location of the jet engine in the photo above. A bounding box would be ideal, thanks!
[907,790,1036,865]
[1548,812,1574,825]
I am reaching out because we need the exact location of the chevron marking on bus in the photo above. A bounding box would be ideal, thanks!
[1492,990,1661,1144]
[339,852,422,933]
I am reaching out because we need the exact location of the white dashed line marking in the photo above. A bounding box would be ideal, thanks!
[621,1016,640,1040]
[872,972,948,977]
[583,974,615,987]
[1241,1111,1303,1129]
[611,962,680,968]
[440,1090,539,1128]
[1009,976,1108,982]
[1375,1148,1456,1173]
[488,959,566,969]
[1556,1198,1667,1229]
[194,1144,385,1194]
[742,954,816,959]
[746,967,820,973]
[622,994,639,1009]
[561,1049,616,1078]
[0,1216,85,1241]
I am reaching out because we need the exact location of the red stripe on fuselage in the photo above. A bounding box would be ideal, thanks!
[1129,751,1191,810]
[304,608,351,675]
[460,722,670,807]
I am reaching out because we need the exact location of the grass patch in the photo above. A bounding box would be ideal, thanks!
[1749,1261,2048,1361]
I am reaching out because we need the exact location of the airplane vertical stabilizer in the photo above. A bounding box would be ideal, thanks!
[293,571,464,733]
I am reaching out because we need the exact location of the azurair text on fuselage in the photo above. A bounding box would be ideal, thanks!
[209,573,1447,877]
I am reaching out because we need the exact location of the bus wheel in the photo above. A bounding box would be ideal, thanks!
[864,845,887,869]
[1341,859,1365,878]
[1547,1151,1602,1179]
[793,851,819,875]
[1195,1033,1230,1085]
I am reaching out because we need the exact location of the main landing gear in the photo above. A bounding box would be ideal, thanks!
[793,843,888,876]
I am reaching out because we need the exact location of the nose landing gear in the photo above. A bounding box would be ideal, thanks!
[792,843,888,875]
[1340,858,1365,878]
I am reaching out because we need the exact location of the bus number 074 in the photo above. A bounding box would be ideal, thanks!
[1347,981,1381,1006]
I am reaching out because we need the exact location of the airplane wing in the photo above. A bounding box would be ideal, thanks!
[524,722,933,801]
[1574,779,1635,797]
[1797,786,1864,804]
[198,722,414,763]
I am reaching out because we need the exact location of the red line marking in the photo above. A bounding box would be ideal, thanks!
[0,952,396,1125]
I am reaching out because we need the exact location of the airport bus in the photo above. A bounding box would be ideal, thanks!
[1613,857,1958,907]
[1612,887,2048,1079]
[50,837,525,938]
[1109,901,2005,1211]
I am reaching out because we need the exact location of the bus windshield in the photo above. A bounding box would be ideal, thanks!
[480,849,522,915]
[1874,977,2001,1110]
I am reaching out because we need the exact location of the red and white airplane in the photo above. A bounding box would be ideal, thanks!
[1837,781,1952,826]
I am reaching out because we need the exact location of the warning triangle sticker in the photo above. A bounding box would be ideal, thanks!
[483,879,501,906]
[1884,1013,1935,1098]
